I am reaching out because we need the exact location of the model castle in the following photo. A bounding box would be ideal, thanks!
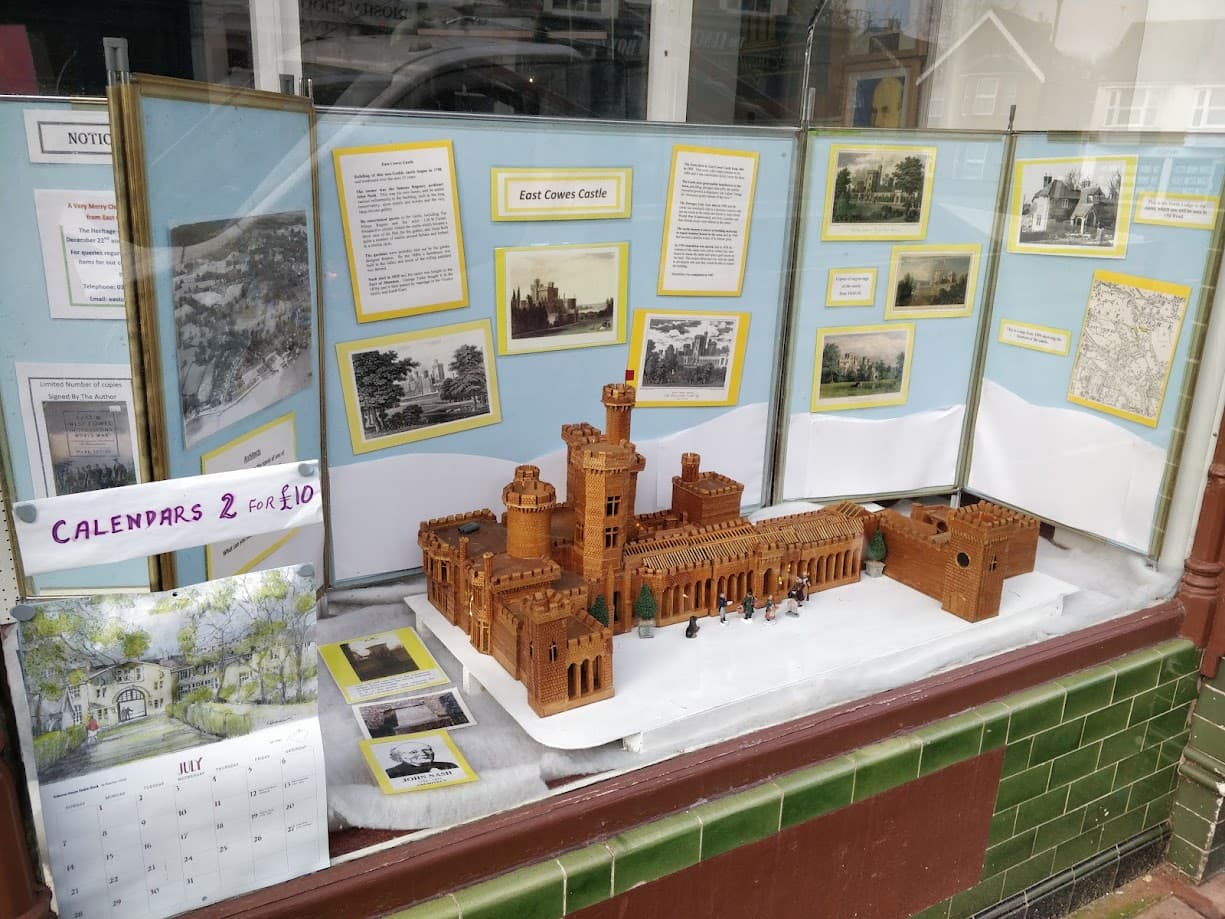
[418,383,1039,717]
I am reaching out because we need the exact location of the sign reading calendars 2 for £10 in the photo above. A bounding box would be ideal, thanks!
[11,461,322,574]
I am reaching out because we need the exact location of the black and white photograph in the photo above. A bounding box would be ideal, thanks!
[823,144,936,240]
[354,689,476,739]
[170,210,314,448]
[16,567,318,782]
[1008,155,1137,258]
[495,243,627,355]
[813,324,914,411]
[15,362,143,498]
[338,319,501,453]
[361,731,478,793]
[339,632,420,682]
[629,309,749,406]
[885,245,980,319]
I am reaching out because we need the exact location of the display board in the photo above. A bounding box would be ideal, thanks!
[0,98,150,594]
[115,77,325,587]
[968,133,1225,555]
[780,130,1006,501]
[314,111,798,582]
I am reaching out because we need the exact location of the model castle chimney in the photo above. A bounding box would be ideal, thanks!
[502,465,556,560]
[601,382,636,445]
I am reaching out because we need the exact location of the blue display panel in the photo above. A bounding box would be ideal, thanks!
[315,112,797,582]
[130,82,323,586]
[0,98,149,593]
[781,129,1006,501]
[970,133,1225,554]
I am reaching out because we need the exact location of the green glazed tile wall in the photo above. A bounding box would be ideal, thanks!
[389,640,1199,919]
[1167,660,1225,880]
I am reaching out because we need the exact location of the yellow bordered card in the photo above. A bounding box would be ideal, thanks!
[884,244,980,320]
[1066,271,1190,427]
[1133,192,1219,230]
[336,319,501,454]
[333,140,469,322]
[490,167,632,221]
[812,323,914,412]
[200,411,299,579]
[826,268,877,306]
[361,731,478,794]
[1006,155,1137,258]
[320,627,448,703]
[627,308,751,406]
[494,242,628,355]
[657,145,759,296]
[997,320,1071,356]
[822,144,936,241]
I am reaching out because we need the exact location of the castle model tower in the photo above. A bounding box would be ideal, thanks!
[942,515,1011,623]
[503,465,556,559]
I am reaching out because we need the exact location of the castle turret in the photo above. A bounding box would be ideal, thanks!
[503,465,556,560]
[601,382,636,445]
[680,452,700,483]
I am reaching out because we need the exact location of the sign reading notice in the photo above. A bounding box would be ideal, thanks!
[334,140,468,322]
[12,460,322,574]
[34,188,126,319]
[23,109,112,164]
[658,145,759,296]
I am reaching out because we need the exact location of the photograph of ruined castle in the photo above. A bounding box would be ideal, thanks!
[495,243,627,355]
[419,382,1038,717]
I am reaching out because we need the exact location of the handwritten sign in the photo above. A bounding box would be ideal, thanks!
[12,460,321,574]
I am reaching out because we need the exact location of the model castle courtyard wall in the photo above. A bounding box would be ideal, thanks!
[418,383,1040,716]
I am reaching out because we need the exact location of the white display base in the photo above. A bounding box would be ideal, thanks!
[408,571,1077,751]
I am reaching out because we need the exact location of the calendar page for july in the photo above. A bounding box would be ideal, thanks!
[7,566,329,919]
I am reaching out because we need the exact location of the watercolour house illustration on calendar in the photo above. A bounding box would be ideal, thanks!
[9,566,330,919]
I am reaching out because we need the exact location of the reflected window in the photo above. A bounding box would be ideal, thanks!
[1103,85,1163,129]
[1192,87,1225,130]
[965,75,998,117]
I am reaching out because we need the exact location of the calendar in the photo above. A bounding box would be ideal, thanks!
[8,566,330,919]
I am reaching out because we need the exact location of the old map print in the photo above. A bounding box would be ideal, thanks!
[1067,270,1191,427]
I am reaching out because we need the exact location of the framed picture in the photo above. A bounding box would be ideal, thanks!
[1007,155,1138,258]
[494,242,628,355]
[336,319,501,454]
[354,689,476,739]
[169,210,314,448]
[15,362,141,498]
[822,144,936,241]
[812,323,914,412]
[627,309,751,407]
[1066,270,1190,427]
[319,627,448,704]
[884,244,981,319]
[844,62,918,128]
[360,731,478,794]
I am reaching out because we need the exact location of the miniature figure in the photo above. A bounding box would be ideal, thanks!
[685,615,700,638]
[764,596,776,623]
[742,592,755,621]
[717,592,728,624]
[784,595,799,617]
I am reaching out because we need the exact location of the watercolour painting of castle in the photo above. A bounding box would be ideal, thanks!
[419,383,1039,717]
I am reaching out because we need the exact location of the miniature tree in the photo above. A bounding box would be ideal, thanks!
[865,529,887,577]
[589,594,610,627]
[633,585,657,637]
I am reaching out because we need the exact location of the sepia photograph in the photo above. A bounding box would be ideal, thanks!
[628,309,751,407]
[885,244,981,319]
[494,242,628,355]
[319,627,447,704]
[822,144,936,240]
[170,210,314,448]
[336,319,501,454]
[17,567,318,783]
[355,689,476,739]
[1008,155,1137,258]
[360,731,478,793]
[812,323,914,411]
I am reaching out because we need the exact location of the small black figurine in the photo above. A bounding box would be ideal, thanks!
[742,593,754,620]
[685,615,700,638]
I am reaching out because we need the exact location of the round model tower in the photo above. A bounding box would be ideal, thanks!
[601,382,636,445]
[503,465,557,559]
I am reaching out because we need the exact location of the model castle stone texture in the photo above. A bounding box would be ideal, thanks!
[418,383,1039,716]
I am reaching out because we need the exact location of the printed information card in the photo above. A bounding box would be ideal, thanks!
[7,567,328,919]
[34,189,126,320]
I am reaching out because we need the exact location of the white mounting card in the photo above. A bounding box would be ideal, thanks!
[4,566,328,919]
